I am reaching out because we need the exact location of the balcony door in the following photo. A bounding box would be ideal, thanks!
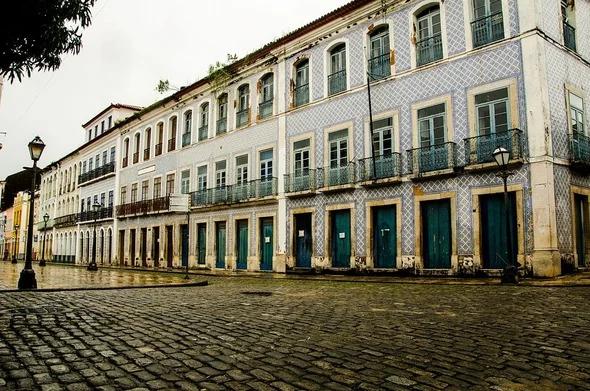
[418,103,447,172]
[328,129,349,186]
[475,88,511,162]
[371,118,394,179]
[416,6,442,65]
[472,0,504,47]
[369,26,390,78]
[293,139,311,191]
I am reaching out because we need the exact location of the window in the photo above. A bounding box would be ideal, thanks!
[82,161,87,174]
[102,151,108,167]
[418,103,446,147]
[197,166,207,191]
[368,26,391,79]
[372,118,393,156]
[141,180,149,201]
[259,74,274,119]
[131,183,138,203]
[153,177,162,199]
[168,116,177,152]
[133,133,140,163]
[471,0,504,48]
[475,88,509,135]
[87,197,91,211]
[294,60,310,107]
[93,195,99,207]
[561,0,576,51]
[217,94,228,134]
[89,157,94,171]
[236,85,250,127]
[108,191,114,208]
[293,139,310,176]
[100,193,106,207]
[155,122,164,156]
[95,154,100,168]
[415,6,443,66]
[260,149,273,180]
[569,92,585,135]
[236,155,248,185]
[182,111,192,147]
[110,147,115,164]
[108,115,112,129]
[328,44,347,95]
[94,125,98,138]
[87,129,92,141]
[120,187,127,204]
[123,139,129,167]
[329,130,349,169]
[199,103,209,141]
[166,174,175,196]
[215,161,227,188]
[101,120,105,134]
[181,170,190,194]
[144,128,151,160]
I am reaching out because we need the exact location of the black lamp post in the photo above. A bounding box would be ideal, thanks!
[492,147,518,284]
[12,223,19,263]
[18,136,45,290]
[87,202,101,271]
[39,213,49,266]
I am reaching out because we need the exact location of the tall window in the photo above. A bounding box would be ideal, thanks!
[259,74,274,119]
[110,146,115,163]
[182,110,192,147]
[181,170,190,194]
[368,26,390,79]
[415,6,442,66]
[122,139,129,168]
[89,157,94,171]
[328,43,347,95]
[120,186,127,204]
[475,88,509,135]
[569,92,585,135]
[108,115,112,129]
[197,166,207,191]
[155,122,164,156]
[561,0,576,51]
[293,139,310,177]
[329,130,349,169]
[215,161,227,188]
[100,193,106,207]
[199,103,209,141]
[260,149,273,180]
[102,151,107,167]
[418,103,446,147]
[141,180,149,201]
[144,128,151,160]
[217,94,228,134]
[95,153,100,167]
[131,183,138,203]
[82,161,87,174]
[471,0,504,48]
[236,84,250,128]
[294,60,309,107]
[108,191,114,208]
[133,133,140,163]
[153,177,162,199]
[236,155,248,185]
[166,174,175,196]
[101,120,105,134]
[168,116,177,152]
[372,118,393,157]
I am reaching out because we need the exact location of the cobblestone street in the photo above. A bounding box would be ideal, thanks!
[0,275,589,391]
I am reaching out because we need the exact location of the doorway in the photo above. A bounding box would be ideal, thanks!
[153,226,160,267]
[421,199,451,269]
[166,225,173,268]
[180,224,189,268]
[480,193,517,269]
[294,213,312,268]
[373,205,396,268]
[330,210,351,268]
[260,218,273,271]
[129,229,136,267]
[236,220,248,270]
[197,223,206,265]
[215,222,226,268]
[140,228,147,267]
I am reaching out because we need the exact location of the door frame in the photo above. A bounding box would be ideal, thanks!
[366,198,402,269]
[255,212,276,271]
[213,219,228,269]
[288,207,315,268]
[414,192,457,270]
[324,203,356,268]
[571,186,590,267]
[472,184,525,269]
[233,215,251,270]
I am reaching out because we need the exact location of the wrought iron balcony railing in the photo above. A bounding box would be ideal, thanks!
[294,84,309,107]
[416,33,443,66]
[407,142,457,175]
[368,52,391,80]
[570,131,590,167]
[54,213,78,228]
[155,143,163,156]
[259,100,273,119]
[144,147,150,161]
[284,170,316,193]
[116,196,171,217]
[318,163,356,188]
[236,108,250,128]
[464,129,523,166]
[358,153,401,182]
[132,152,139,164]
[168,138,176,152]
[122,157,128,168]
[37,218,54,231]
[78,161,115,185]
[78,207,113,223]
[471,12,504,48]
[182,132,191,147]
[190,178,278,207]
[563,21,576,52]
[198,125,208,141]
[328,70,347,95]
[217,118,227,134]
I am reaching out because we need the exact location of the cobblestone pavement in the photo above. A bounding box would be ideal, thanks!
[0,262,197,290]
[0,278,589,391]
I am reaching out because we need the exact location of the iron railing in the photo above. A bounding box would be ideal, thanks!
[37,218,54,231]
[217,118,227,134]
[54,213,78,228]
[570,132,590,166]
[284,170,316,193]
[328,69,347,95]
[564,21,576,51]
[294,84,309,107]
[358,153,401,182]
[471,12,504,48]
[182,132,191,147]
[318,163,356,188]
[168,138,176,152]
[144,147,150,161]
[190,178,278,207]
[416,34,443,66]
[464,129,523,165]
[116,196,170,217]
[368,52,391,79]
[236,109,250,128]
[259,100,273,119]
[198,125,208,141]
[407,142,457,175]
[122,157,128,168]
[155,143,163,156]
[132,152,139,164]
[78,207,113,223]
[78,161,115,185]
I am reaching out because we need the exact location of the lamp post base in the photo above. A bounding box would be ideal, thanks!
[501,265,519,284]
[87,263,98,271]
[18,268,37,290]
[39,260,46,267]
[11,258,17,264]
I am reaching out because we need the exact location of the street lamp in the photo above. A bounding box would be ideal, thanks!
[493,147,518,284]
[12,223,19,264]
[18,136,45,290]
[39,213,49,267]
[87,201,101,271]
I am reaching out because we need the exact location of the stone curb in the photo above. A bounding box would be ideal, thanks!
[0,280,208,293]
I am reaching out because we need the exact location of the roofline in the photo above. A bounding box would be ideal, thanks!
[82,103,142,128]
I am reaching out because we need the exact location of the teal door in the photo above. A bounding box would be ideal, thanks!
[575,194,587,267]
[331,210,351,268]
[180,225,189,268]
[215,222,226,268]
[237,220,248,270]
[260,218,273,271]
[197,224,206,265]
[373,206,396,268]
[481,193,517,269]
[421,200,451,268]
[295,213,312,268]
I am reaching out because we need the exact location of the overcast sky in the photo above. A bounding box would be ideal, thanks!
[0,0,348,179]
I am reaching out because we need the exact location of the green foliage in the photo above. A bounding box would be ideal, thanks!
[0,0,96,82]
[207,60,232,92]
[156,79,170,94]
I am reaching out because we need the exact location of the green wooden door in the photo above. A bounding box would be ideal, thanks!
[215,222,226,269]
[575,194,587,267]
[197,224,206,265]
[260,218,273,271]
[481,193,517,269]
[237,220,248,270]
[331,210,351,268]
[421,200,451,268]
[180,225,189,268]
[373,206,396,268]
[295,213,312,268]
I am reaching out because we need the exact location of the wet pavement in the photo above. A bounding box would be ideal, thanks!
[0,261,198,290]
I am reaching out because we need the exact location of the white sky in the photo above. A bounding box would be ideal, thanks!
[0,0,349,179]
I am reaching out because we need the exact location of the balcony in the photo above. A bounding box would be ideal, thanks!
[471,12,504,48]
[284,170,317,195]
[357,153,401,184]
[217,118,227,134]
[116,195,189,218]
[144,147,150,161]
[416,33,443,66]
[132,152,139,164]
[78,207,113,223]
[570,132,590,170]
[54,213,78,228]
[122,157,128,168]
[190,178,278,208]
[155,143,163,156]
[168,138,176,152]
[37,218,54,231]
[182,132,191,147]
[236,109,250,128]
[78,162,115,185]
[294,84,309,107]
[258,100,273,119]
[318,163,355,191]
[198,125,208,141]
[328,70,346,96]
[464,129,523,169]
[368,52,391,80]
[407,142,458,178]
[563,21,576,52]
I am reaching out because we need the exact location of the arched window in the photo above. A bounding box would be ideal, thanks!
[415,5,442,66]
[217,94,228,134]
[293,59,309,107]
[328,43,347,95]
[182,110,192,147]
[199,103,209,141]
[168,116,177,152]
[144,127,151,161]
[258,73,274,119]
[236,84,250,128]
[155,122,164,156]
[133,133,141,164]
[122,138,130,167]
[368,25,390,79]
